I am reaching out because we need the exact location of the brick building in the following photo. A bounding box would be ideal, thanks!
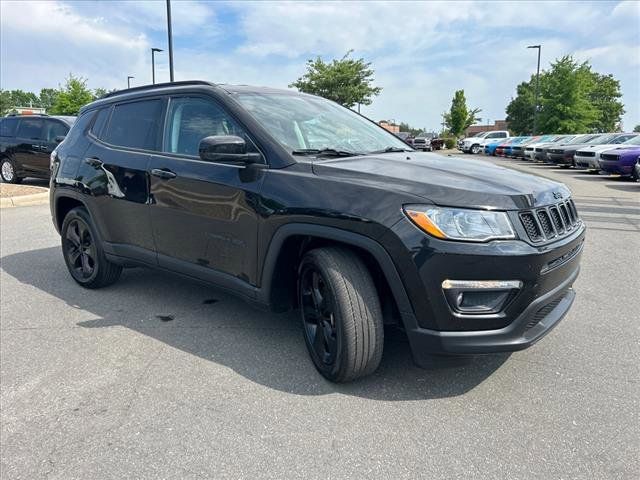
[465,120,509,136]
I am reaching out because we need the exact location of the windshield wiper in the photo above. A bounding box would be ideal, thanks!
[291,148,362,157]
[368,146,413,154]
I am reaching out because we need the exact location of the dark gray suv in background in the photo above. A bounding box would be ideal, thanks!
[0,114,75,183]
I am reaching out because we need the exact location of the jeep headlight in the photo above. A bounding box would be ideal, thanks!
[404,205,515,242]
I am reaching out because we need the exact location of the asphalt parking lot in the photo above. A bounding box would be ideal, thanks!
[1,158,638,479]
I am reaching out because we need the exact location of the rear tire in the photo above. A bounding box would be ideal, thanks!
[61,207,122,289]
[298,247,384,382]
[1,158,22,184]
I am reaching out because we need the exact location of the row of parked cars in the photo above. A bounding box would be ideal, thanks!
[458,130,640,180]
[395,132,445,151]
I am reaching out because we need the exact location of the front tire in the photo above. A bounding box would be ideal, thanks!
[298,247,384,382]
[61,207,122,289]
[471,144,481,154]
[1,158,22,184]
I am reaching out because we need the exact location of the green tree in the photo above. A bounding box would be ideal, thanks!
[633,124,640,133]
[5,89,39,108]
[0,90,13,115]
[49,74,94,115]
[38,88,59,112]
[505,55,625,134]
[444,90,481,137]
[93,88,109,100]
[589,73,625,132]
[289,50,382,108]
[505,77,538,135]
[398,122,423,136]
[538,56,598,134]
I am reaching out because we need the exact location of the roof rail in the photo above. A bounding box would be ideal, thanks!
[103,80,216,99]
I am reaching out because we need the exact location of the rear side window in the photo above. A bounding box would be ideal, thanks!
[103,99,162,150]
[62,110,96,147]
[91,107,111,139]
[43,120,69,142]
[16,118,44,139]
[0,117,19,137]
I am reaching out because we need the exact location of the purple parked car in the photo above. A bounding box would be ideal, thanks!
[598,135,640,178]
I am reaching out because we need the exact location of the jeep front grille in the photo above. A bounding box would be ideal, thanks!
[519,199,581,243]
[576,150,595,157]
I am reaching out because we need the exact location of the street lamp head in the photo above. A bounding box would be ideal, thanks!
[527,45,541,49]
[151,48,164,53]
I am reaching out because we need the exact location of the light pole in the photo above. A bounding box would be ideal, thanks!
[166,0,175,82]
[127,76,134,89]
[527,44,541,135]
[151,48,163,84]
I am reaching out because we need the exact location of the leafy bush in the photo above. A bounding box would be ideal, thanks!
[443,137,457,149]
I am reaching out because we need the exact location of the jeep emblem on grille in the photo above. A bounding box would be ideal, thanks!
[552,191,563,199]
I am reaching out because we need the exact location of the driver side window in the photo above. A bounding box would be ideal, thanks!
[164,97,257,157]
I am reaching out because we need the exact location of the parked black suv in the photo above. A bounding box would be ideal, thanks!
[0,114,75,183]
[50,81,585,382]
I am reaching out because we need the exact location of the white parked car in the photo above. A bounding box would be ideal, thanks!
[574,133,639,170]
[459,131,509,154]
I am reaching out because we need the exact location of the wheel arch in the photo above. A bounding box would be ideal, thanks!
[257,223,414,326]
[53,191,88,233]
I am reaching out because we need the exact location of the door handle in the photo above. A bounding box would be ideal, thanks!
[31,144,42,150]
[151,168,177,180]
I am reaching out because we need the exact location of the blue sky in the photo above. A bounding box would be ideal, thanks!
[1,1,638,130]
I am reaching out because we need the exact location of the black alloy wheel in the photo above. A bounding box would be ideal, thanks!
[300,265,338,367]
[298,247,384,382]
[61,207,122,288]
[64,217,97,282]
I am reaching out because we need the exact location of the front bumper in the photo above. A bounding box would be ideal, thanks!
[382,218,585,363]
[548,152,573,165]
[405,268,577,363]
[575,156,599,169]
[600,160,633,175]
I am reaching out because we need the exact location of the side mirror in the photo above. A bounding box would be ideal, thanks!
[54,135,66,144]
[198,135,262,165]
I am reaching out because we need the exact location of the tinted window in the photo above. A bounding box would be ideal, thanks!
[62,110,95,147]
[104,99,162,150]
[164,97,257,156]
[16,118,44,139]
[43,120,69,142]
[0,118,19,137]
[91,107,111,139]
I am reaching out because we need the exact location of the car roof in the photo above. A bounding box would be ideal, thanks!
[83,80,313,114]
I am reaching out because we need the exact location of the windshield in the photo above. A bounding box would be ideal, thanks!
[622,135,640,145]
[591,134,618,145]
[611,134,637,144]
[235,92,410,155]
[567,135,595,144]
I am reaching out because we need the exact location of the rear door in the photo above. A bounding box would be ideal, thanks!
[13,117,46,174]
[39,119,71,175]
[77,100,163,261]
[147,94,264,285]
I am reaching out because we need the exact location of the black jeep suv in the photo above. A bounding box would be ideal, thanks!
[50,81,585,382]
[0,114,75,183]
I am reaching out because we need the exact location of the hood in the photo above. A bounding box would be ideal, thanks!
[606,146,640,156]
[576,143,633,154]
[312,152,570,210]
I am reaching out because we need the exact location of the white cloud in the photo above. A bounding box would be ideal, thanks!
[1,0,638,130]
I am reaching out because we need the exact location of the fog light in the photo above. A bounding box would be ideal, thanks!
[442,280,522,314]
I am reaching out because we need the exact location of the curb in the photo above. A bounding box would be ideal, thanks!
[0,192,49,208]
